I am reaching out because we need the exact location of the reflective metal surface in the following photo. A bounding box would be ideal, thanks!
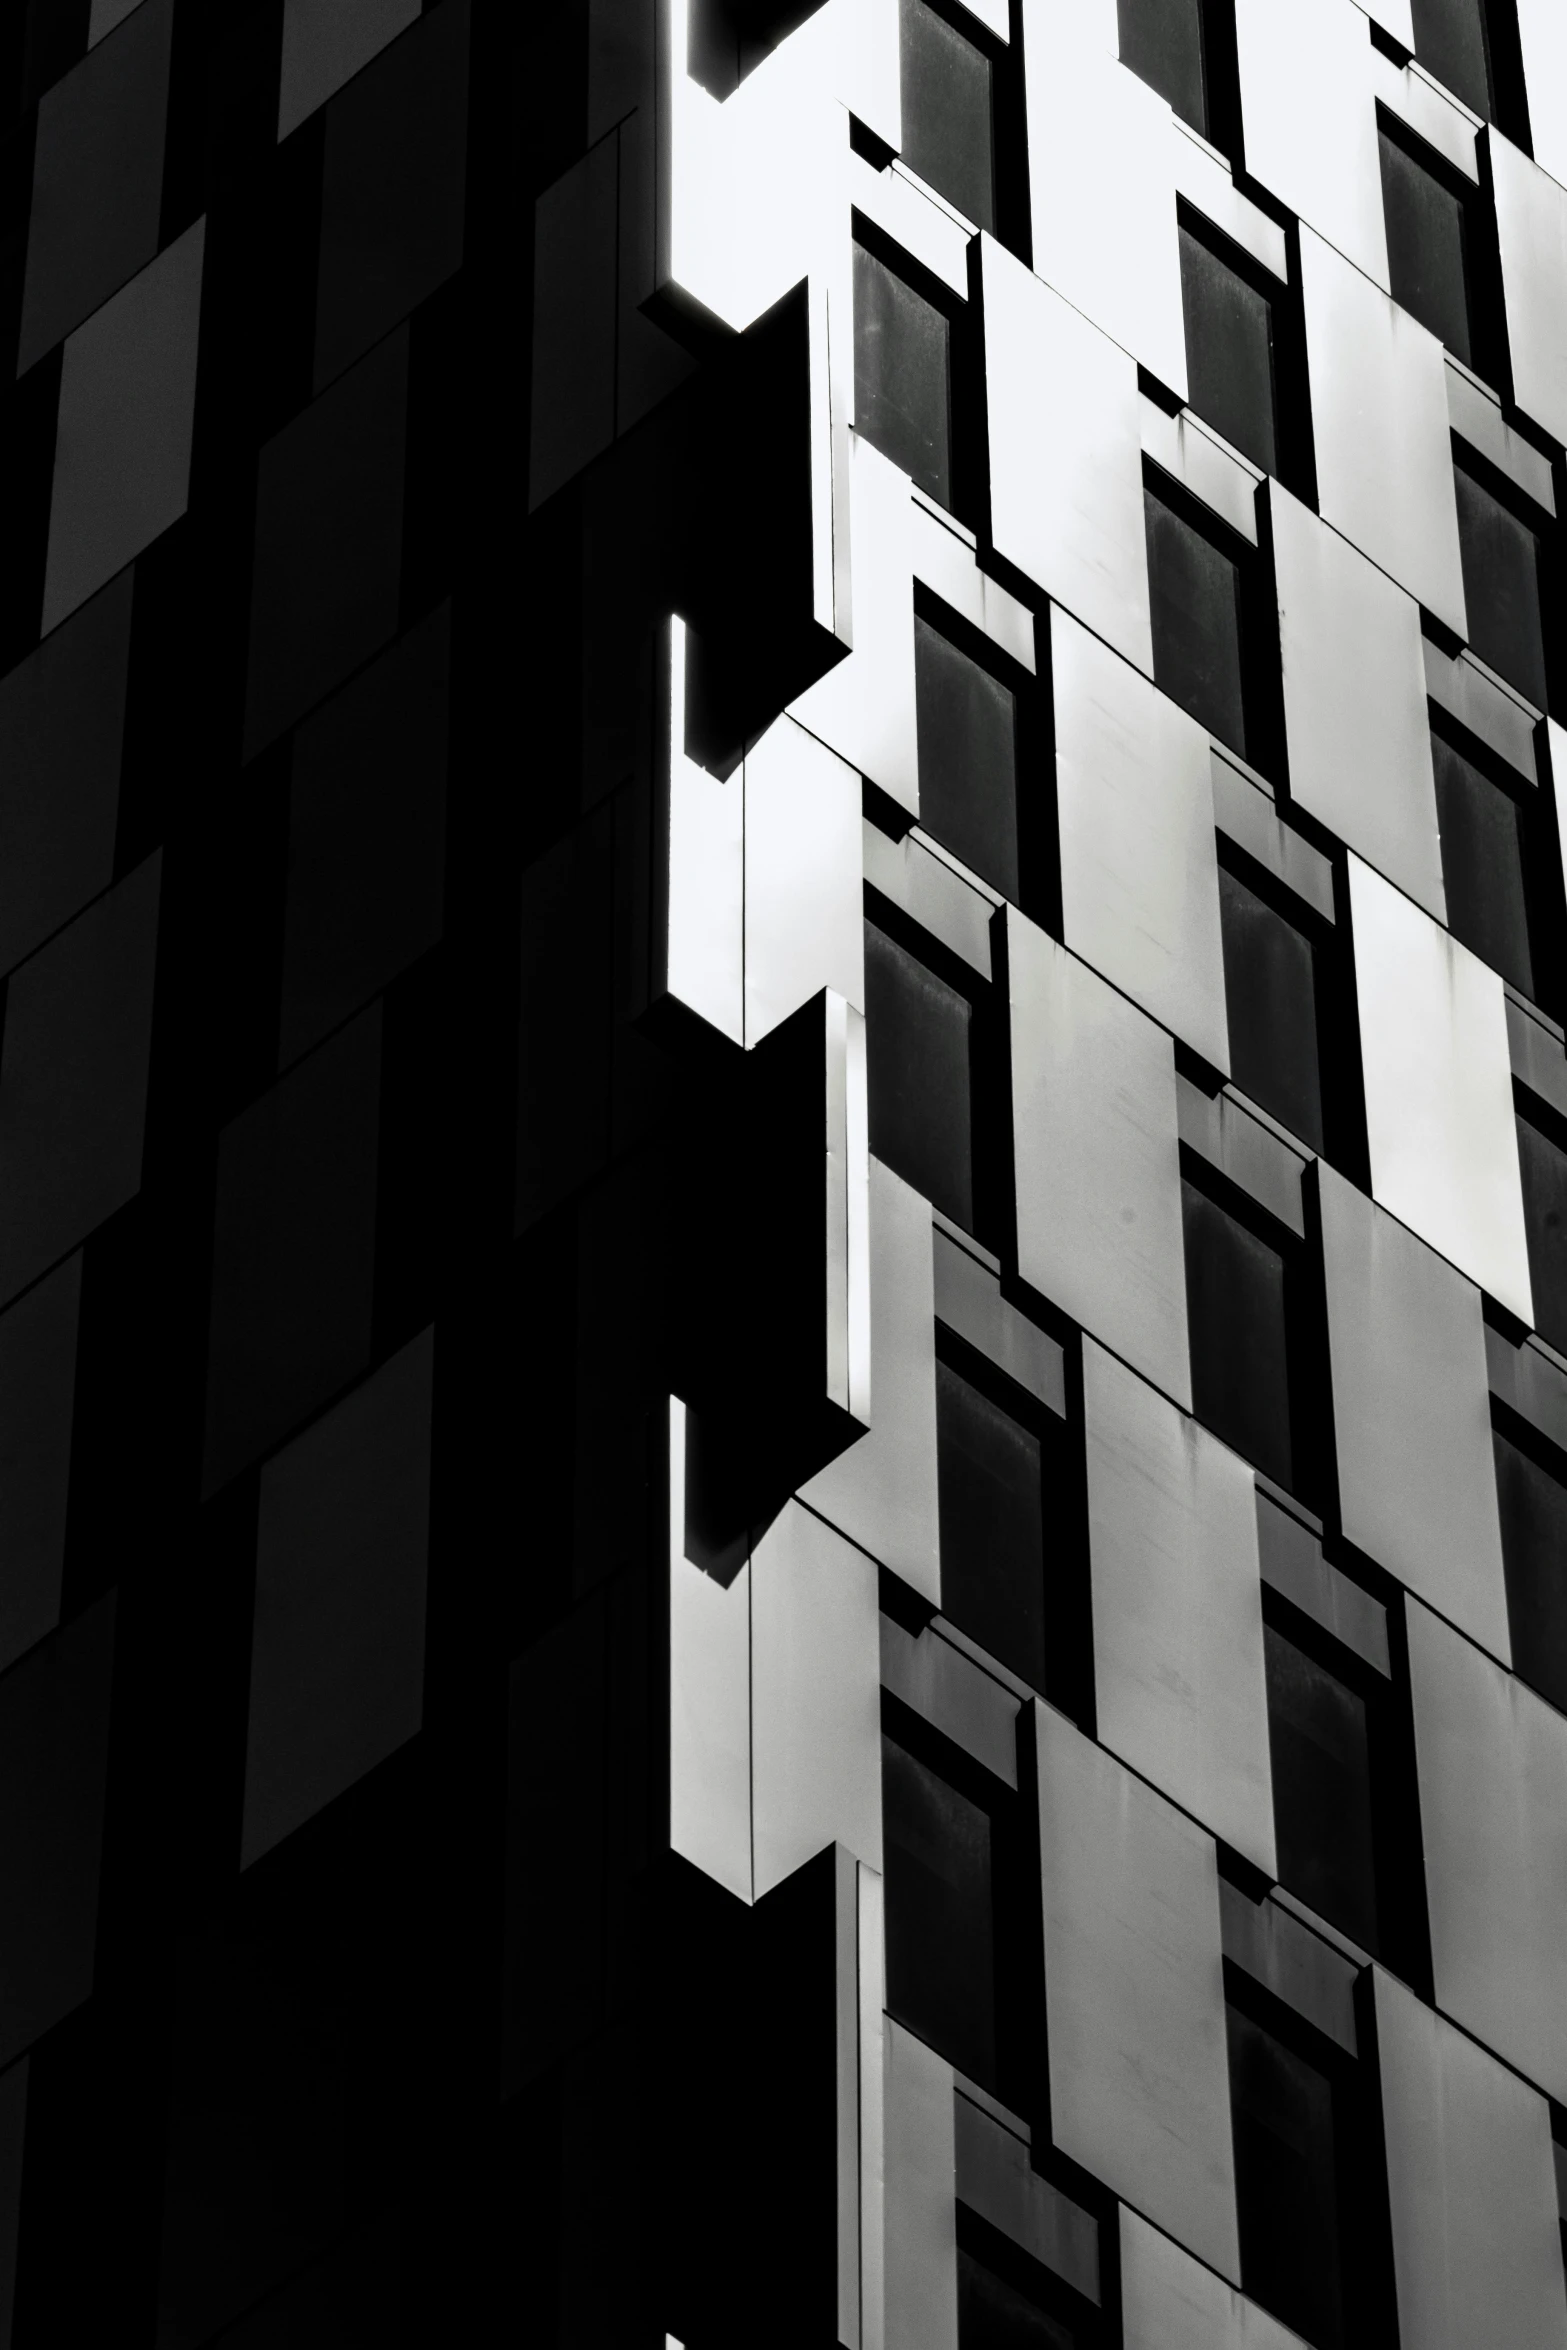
[1234,0,1388,289]
[1492,134,1567,452]
[1120,2204,1312,2350]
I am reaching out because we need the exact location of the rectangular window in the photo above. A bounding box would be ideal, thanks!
[1378,123,1477,370]
[900,0,994,232]
[1145,480,1260,762]
[1227,2000,1348,2349]
[1117,0,1207,137]
[1455,457,1550,711]
[936,1353,1046,1691]
[1217,859,1326,1154]
[1410,0,1493,119]
[958,2247,1081,2349]
[914,612,1020,901]
[1181,1178,1302,1494]
[1494,1422,1567,1716]
[865,918,976,1229]
[1432,729,1536,998]
[1264,1621,1380,1954]
[883,1731,999,2089]
[1178,223,1278,477]
[1517,1106,1567,1357]
[854,241,952,508]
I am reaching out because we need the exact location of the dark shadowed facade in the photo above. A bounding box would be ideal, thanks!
[2,0,1567,2343]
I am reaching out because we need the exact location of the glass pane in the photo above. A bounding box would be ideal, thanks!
[937,1360,1045,1689]
[1182,1181,1294,1490]
[1379,132,1473,367]
[1179,228,1278,475]
[1218,865,1325,1152]
[1117,0,1206,134]
[1494,1430,1567,1715]
[883,1734,997,2087]
[1432,734,1534,996]
[1145,488,1248,756]
[1517,1113,1567,1357]
[1455,463,1549,709]
[854,243,952,507]
[900,0,994,232]
[958,2251,1079,2350]
[1264,1624,1379,1955]
[915,616,1020,900]
[1227,2003,1346,2350]
[865,921,975,1229]
[1411,0,1493,118]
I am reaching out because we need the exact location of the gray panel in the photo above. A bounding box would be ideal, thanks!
[861,822,995,978]
[981,236,1153,675]
[1234,0,1388,289]
[529,139,617,512]
[1176,1079,1307,1237]
[1256,1491,1391,1675]
[1083,1341,1275,1874]
[1052,607,1229,1071]
[1492,134,1567,452]
[1139,400,1261,543]
[1120,2205,1313,2350]
[1350,855,1533,1319]
[932,1228,1066,1414]
[277,0,420,140]
[953,2094,1100,2304]
[1318,1163,1510,1659]
[1375,1967,1567,2350]
[1209,750,1336,923]
[883,2019,957,2350]
[879,1615,1020,1787]
[1009,913,1190,1408]
[1169,124,1290,281]
[801,1159,940,1607]
[1218,1880,1359,2054]
[242,1328,433,1869]
[1423,635,1541,784]
[1035,1700,1240,2279]
[1273,486,1445,920]
[0,1256,80,1678]
[41,217,205,639]
[89,0,147,38]
[1299,227,1467,636]
[1446,355,1556,515]
[792,437,920,816]
[1516,0,1567,197]
[1408,1599,1567,2101]
[1487,1323,1567,1460]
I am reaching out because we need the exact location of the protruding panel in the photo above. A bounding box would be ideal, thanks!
[1023,7,1187,396]
[1083,1342,1275,1875]
[278,0,420,140]
[668,1403,753,1905]
[1492,135,1567,452]
[1299,227,1466,635]
[1035,1703,1240,2280]
[883,2018,958,2350]
[1052,606,1229,1071]
[980,236,1153,675]
[858,1865,887,2350]
[1234,0,1388,289]
[1120,2205,1312,2350]
[1407,1599,1567,2101]
[1349,856,1532,1320]
[1517,0,1567,192]
[1318,1164,1510,1659]
[1374,1967,1567,2350]
[1008,914,1190,1408]
[744,715,864,1043]
[751,1502,882,1897]
[792,437,919,816]
[802,1159,940,1607]
[661,617,744,1043]
[1272,486,1444,920]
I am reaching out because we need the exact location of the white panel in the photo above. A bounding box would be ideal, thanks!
[956,0,1009,36]
[1408,1600,1567,2102]
[750,1501,882,1897]
[1023,4,1188,396]
[883,2019,958,2350]
[980,235,1153,674]
[1084,1343,1275,1875]
[1352,0,1414,49]
[1052,606,1230,1071]
[1170,125,1290,281]
[1375,1968,1567,2350]
[668,1403,752,1904]
[801,1159,941,1605]
[1493,135,1567,451]
[1272,487,1445,922]
[664,618,745,1041]
[1350,857,1532,1320]
[1036,1702,1240,2279]
[792,436,920,816]
[850,149,971,297]
[1517,0,1567,192]
[1120,2206,1314,2350]
[1235,0,1388,289]
[743,716,864,1043]
[1140,401,1262,544]
[909,501,1036,672]
[1300,227,1467,636]
[1369,44,1479,182]
[1318,1165,1510,1660]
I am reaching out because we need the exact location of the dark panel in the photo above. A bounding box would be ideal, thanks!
[515,809,612,1235]
[1145,486,1247,757]
[1227,2001,1345,2349]
[1117,0,1205,134]
[205,2213,402,2350]
[202,1005,382,1495]
[915,614,1019,900]
[1454,461,1548,710]
[1182,1179,1294,1492]
[900,0,993,232]
[1379,130,1473,367]
[1218,864,1325,1152]
[277,0,419,143]
[865,919,974,1230]
[1410,0,1492,118]
[313,0,469,391]
[278,601,448,1067]
[1178,225,1277,476]
[853,242,951,507]
[0,566,131,977]
[0,852,160,1312]
[1432,731,1533,996]
[1517,1111,1567,1357]
[0,1254,80,1676]
[958,2247,1078,2350]
[1495,1428,1567,1714]
[0,2058,23,2350]
[1265,1623,1379,1954]
[242,325,409,759]
[883,1731,997,2089]
[936,1358,1045,1691]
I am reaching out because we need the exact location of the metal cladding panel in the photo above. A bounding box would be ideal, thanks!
[791,436,919,817]
[1350,857,1533,1320]
[1120,2206,1312,2350]
[1035,1701,1241,2281]
[801,1158,941,1606]
[1273,487,1445,920]
[1083,1341,1275,1875]
[1009,913,1191,1408]
[1518,0,1567,191]
[1374,1968,1567,2350]
[743,714,864,1044]
[750,1500,883,1897]
[1299,228,1467,636]
[883,2018,958,2350]
[668,1405,752,1904]
[1234,0,1388,290]
[664,619,744,1042]
[1493,135,1567,451]
[1052,605,1229,1072]
[1022,4,1188,398]
[980,235,1154,675]
[1408,1600,1567,2101]
[1318,1164,1511,1662]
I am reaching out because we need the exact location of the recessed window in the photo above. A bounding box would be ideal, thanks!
[1145,483,1254,759]
[958,2247,1080,2350]
[936,1355,1046,1690]
[1178,225,1278,477]
[1517,1106,1567,1356]
[900,0,994,232]
[1494,1423,1567,1716]
[1379,125,1477,369]
[1410,0,1493,119]
[914,614,1019,900]
[1217,860,1325,1153]
[1432,731,1536,997]
[1264,1622,1380,1954]
[854,242,951,507]
[1117,0,1206,137]
[1455,458,1550,710]
[1227,2000,1348,2349]
[865,919,976,1228]
[883,1731,999,2088]
[1181,1178,1302,1494]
